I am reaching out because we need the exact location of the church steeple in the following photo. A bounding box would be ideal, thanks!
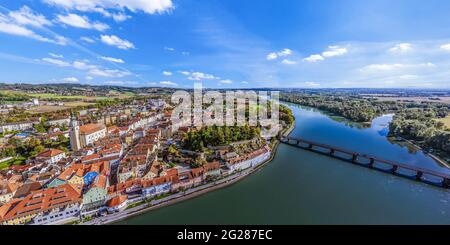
[69,113,81,151]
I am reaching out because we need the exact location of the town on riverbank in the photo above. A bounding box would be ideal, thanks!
[0,84,294,225]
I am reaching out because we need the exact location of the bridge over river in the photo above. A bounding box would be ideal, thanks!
[280,136,450,189]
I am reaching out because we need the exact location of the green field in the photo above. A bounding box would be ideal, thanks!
[0,90,135,101]
[29,93,88,99]
[0,90,30,102]
[28,93,113,101]
[0,157,26,170]
[437,115,450,130]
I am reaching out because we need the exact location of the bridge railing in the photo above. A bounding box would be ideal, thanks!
[280,136,450,184]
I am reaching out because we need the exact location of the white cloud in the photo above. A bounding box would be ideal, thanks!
[40,55,133,79]
[159,81,178,86]
[100,35,135,50]
[0,14,66,45]
[80,36,95,43]
[281,59,297,65]
[241,81,248,84]
[164,47,175,51]
[54,35,69,45]
[266,52,277,60]
[61,77,79,82]
[218,79,233,84]
[112,13,130,22]
[179,71,190,76]
[389,43,412,53]
[101,56,124,63]
[304,82,320,87]
[48,52,63,58]
[42,57,97,70]
[41,57,70,67]
[42,0,174,15]
[266,48,293,61]
[360,62,435,72]
[303,54,324,62]
[303,45,347,63]
[181,51,190,56]
[73,60,97,70]
[104,80,137,85]
[362,63,404,71]
[186,72,218,81]
[399,74,419,80]
[322,45,347,57]
[278,48,292,57]
[162,71,172,76]
[8,6,52,28]
[56,13,109,31]
[89,68,131,77]
[440,43,450,51]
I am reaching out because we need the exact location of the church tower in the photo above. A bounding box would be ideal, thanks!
[70,114,81,151]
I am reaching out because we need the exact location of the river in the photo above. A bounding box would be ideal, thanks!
[117,103,450,224]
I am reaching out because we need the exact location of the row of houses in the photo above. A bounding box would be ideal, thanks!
[106,161,221,213]
[0,144,271,225]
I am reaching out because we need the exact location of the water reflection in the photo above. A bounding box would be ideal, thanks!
[118,103,450,225]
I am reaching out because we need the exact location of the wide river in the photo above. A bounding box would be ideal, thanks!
[117,103,450,224]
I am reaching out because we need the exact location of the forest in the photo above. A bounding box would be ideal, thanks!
[281,91,450,157]
[182,125,261,152]
[280,92,401,122]
[390,106,450,155]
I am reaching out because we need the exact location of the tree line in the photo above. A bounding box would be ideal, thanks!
[182,125,261,152]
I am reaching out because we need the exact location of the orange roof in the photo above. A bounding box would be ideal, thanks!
[108,178,141,194]
[58,162,110,181]
[147,129,160,135]
[107,195,128,208]
[81,153,101,162]
[79,123,106,135]
[0,184,82,222]
[107,126,119,133]
[142,176,172,188]
[0,199,21,220]
[37,149,64,158]
[191,167,204,177]
[75,168,84,177]
[204,161,220,172]
[92,174,108,189]
[165,168,178,177]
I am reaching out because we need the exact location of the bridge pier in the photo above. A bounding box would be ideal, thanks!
[351,154,358,162]
[416,171,423,180]
[279,136,450,190]
[442,178,450,188]
[329,149,335,156]
[390,165,398,173]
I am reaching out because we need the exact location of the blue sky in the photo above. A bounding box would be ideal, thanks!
[1,0,450,88]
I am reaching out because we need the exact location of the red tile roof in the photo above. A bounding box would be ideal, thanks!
[37,149,64,158]
[0,184,82,222]
[79,123,105,135]
[106,195,127,208]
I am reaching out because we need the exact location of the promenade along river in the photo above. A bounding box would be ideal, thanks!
[117,103,450,225]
